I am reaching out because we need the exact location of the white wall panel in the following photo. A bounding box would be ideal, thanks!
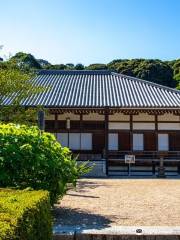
[158,114,180,122]
[109,113,130,121]
[133,123,155,130]
[158,134,169,151]
[83,113,104,121]
[133,134,144,151]
[45,114,55,120]
[158,123,180,130]
[108,133,118,150]
[133,113,155,121]
[81,133,92,150]
[69,133,80,150]
[57,133,68,147]
[109,122,130,130]
[58,113,80,120]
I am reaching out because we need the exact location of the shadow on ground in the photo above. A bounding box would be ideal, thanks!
[75,180,109,193]
[53,206,112,229]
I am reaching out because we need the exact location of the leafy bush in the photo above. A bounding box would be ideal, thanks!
[0,123,89,203]
[0,189,52,240]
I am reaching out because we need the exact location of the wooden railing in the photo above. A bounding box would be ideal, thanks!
[75,151,180,162]
[108,151,180,160]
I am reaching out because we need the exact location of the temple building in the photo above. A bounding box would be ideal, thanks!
[24,70,180,176]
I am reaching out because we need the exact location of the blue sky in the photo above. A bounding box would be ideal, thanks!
[1,0,180,65]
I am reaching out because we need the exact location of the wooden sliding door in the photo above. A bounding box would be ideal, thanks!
[119,132,130,151]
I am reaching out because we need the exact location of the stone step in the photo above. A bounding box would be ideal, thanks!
[53,226,180,239]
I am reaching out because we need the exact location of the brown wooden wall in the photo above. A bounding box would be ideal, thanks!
[119,132,130,151]
[93,133,105,152]
[144,132,156,151]
[45,120,180,152]
[169,133,180,151]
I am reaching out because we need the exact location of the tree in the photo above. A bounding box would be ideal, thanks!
[37,59,51,68]
[0,123,90,203]
[45,64,67,70]
[86,63,107,70]
[108,59,176,88]
[66,63,74,69]
[75,63,84,70]
[0,68,44,124]
[0,45,3,62]
[9,52,42,72]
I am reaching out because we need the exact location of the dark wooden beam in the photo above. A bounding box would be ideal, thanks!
[48,108,180,116]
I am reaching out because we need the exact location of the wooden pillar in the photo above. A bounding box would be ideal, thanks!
[54,113,58,131]
[130,114,133,153]
[105,108,109,175]
[80,114,83,131]
[80,114,83,151]
[155,114,158,155]
[38,110,45,131]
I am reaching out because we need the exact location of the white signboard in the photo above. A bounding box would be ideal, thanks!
[125,155,135,164]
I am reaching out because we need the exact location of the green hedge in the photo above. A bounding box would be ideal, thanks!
[0,123,90,203]
[0,189,52,240]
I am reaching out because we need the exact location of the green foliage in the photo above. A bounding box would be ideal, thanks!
[37,59,51,68]
[0,68,44,124]
[0,69,34,104]
[0,123,90,203]
[86,63,108,70]
[108,59,176,88]
[45,64,67,70]
[0,106,39,125]
[66,63,74,69]
[0,189,52,240]
[2,51,180,89]
[168,59,180,89]
[9,52,42,71]
[75,63,84,70]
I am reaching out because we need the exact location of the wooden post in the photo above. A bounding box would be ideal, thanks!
[153,114,158,174]
[80,114,83,152]
[155,114,158,153]
[130,114,133,153]
[54,113,58,130]
[105,108,109,175]
[38,110,45,131]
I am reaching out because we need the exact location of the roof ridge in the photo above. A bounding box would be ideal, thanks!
[112,72,180,95]
[38,69,112,75]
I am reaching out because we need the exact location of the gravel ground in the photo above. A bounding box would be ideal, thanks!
[54,179,180,227]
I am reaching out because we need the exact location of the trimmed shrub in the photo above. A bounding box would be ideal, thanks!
[0,123,89,203]
[0,189,52,240]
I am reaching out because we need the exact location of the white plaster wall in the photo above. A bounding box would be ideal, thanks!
[133,113,155,121]
[109,122,130,130]
[158,123,180,130]
[83,113,104,121]
[109,113,130,121]
[158,113,180,122]
[108,133,118,150]
[78,160,106,177]
[45,114,55,120]
[133,122,155,130]
[58,113,80,120]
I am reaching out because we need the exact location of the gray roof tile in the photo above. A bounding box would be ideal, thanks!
[19,70,180,108]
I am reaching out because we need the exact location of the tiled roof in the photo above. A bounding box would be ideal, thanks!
[19,70,180,108]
